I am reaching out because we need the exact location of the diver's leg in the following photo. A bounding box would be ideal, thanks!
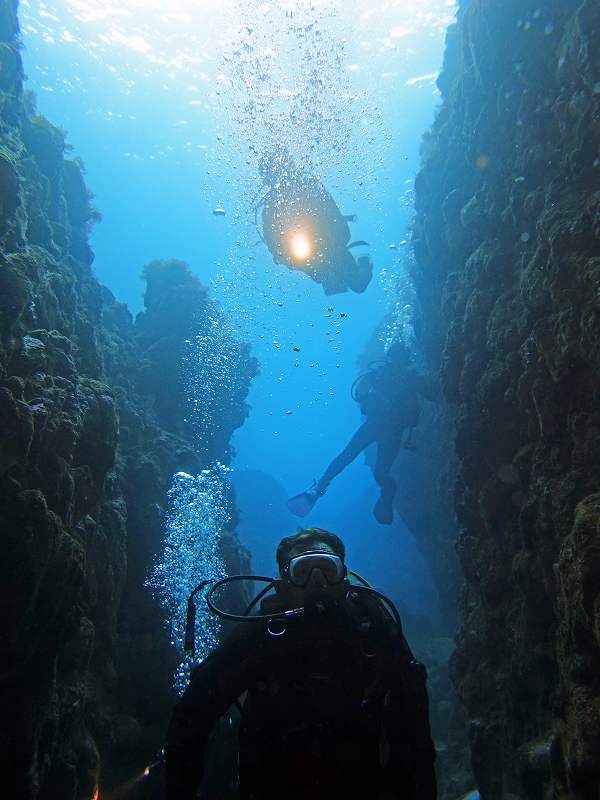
[317,421,377,494]
[372,431,402,524]
[347,255,373,294]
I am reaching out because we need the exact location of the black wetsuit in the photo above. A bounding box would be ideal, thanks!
[165,593,436,800]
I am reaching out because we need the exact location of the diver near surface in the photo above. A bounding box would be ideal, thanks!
[288,341,439,525]
[165,528,437,800]
[257,147,373,295]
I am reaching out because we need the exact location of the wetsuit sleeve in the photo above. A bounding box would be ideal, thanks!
[406,658,437,800]
[165,624,264,800]
[385,627,437,800]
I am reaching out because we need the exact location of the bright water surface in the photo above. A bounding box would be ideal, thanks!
[20,0,456,637]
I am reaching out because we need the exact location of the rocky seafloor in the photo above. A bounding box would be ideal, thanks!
[411,0,600,797]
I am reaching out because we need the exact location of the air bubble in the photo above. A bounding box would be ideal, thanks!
[147,464,231,693]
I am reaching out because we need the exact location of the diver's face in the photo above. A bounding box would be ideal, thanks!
[278,543,347,607]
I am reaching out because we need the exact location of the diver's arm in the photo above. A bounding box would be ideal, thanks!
[407,659,437,800]
[165,624,263,800]
[386,634,437,800]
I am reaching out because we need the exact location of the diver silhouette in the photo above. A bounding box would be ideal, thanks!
[165,528,437,800]
[256,147,373,295]
[288,342,439,524]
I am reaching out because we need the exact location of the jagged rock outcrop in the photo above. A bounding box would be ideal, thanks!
[413,1,600,797]
[102,260,257,789]
[0,5,257,797]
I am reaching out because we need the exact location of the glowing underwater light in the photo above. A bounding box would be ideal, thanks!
[288,230,313,262]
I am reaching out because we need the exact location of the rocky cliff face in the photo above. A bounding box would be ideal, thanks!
[0,4,257,797]
[413,0,600,797]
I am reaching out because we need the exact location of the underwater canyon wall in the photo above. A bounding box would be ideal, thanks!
[359,323,471,798]
[0,3,257,796]
[413,0,600,798]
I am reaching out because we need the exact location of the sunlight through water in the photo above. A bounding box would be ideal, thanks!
[20,0,457,684]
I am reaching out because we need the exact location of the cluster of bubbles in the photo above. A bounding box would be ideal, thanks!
[149,302,252,691]
[205,0,391,386]
[222,1,362,176]
[213,0,387,237]
[181,301,253,457]
[379,182,419,358]
[147,467,231,692]
[380,248,418,356]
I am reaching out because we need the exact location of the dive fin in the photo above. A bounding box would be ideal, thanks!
[286,484,321,517]
[348,240,369,248]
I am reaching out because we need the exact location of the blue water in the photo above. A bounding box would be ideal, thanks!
[20,0,455,620]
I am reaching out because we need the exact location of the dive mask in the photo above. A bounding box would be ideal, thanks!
[284,551,346,587]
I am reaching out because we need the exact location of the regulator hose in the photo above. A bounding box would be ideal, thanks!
[350,361,385,401]
[206,576,304,623]
[184,575,302,653]
[349,584,415,660]
[184,572,411,658]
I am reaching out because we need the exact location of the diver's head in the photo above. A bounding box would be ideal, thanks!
[276,528,347,606]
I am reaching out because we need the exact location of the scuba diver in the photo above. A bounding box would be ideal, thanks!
[287,342,439,525]
[165,528,436,800]
[257,147,373,295]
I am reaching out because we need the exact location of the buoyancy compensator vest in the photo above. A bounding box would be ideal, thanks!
[184,573,433,800]
[236,589,399,798]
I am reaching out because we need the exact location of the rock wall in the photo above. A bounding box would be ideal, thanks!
[390,399,472,799]
[413,1,600,797]
[0,5,257,797]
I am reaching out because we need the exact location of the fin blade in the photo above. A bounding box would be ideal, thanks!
[286,490,318,517]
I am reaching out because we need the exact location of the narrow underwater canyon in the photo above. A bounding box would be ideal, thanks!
[1,0,599,798]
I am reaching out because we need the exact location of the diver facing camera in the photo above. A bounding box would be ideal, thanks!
[256,147,373,295]
[166,528,437,800]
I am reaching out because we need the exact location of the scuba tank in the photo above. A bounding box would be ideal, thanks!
[350,361,385,416]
